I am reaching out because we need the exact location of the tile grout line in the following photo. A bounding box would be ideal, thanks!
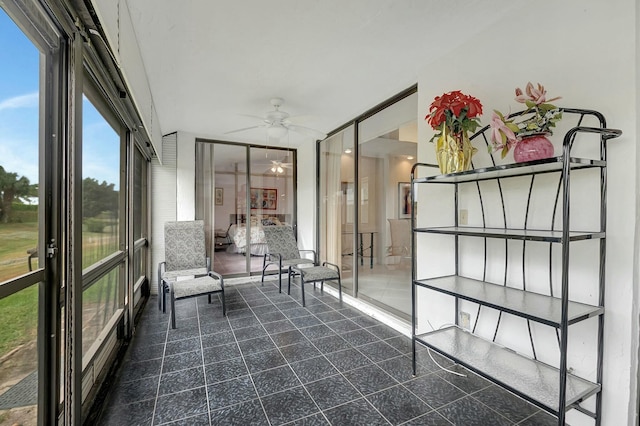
[264,278,396,425]
[212,281,402,423]
[150,305,171,426]
[194,296,214,426]
[150,282,442,425]
[229,285,274,426]
[254,279,333,425]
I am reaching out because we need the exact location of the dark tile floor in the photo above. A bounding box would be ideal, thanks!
[98,279,558,426]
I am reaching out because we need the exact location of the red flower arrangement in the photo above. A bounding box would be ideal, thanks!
[426,90,483,142]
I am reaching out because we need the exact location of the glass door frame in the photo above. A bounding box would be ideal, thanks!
[0,1,66,424]
[316,84,417,303]
[196,139,298,277]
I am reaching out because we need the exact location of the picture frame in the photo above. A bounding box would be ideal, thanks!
[215,187,223,205]
[398,182,411,218]
[250,187,277,210]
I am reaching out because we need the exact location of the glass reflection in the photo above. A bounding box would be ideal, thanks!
[82,268,120,358]
[82,96,120,268]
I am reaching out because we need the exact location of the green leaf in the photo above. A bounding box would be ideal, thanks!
[501,146,509,159]
[506,123,519,133]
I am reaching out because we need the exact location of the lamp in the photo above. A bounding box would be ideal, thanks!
[267,124,288,139]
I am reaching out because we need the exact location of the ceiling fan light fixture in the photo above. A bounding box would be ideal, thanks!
[267,124,288,139]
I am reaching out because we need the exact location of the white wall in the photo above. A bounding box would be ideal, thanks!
[150,133,177,292]
[416,1,637,424]
[175,132,196,220]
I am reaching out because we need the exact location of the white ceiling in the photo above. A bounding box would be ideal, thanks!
[125,0,524,147]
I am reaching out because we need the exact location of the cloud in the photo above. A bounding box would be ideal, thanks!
[0,92,38,111]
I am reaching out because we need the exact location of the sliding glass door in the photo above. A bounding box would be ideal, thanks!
[318,126,355,292]
[356,93,417,317]
[0,10,43,424]
[196,141,296,276]
[318,89,417,319]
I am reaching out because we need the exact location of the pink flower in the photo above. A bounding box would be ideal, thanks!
[490,112,517,146]
[515,82,561,105]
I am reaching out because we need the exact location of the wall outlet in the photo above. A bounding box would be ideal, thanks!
[459,209,468,225]
[459,311,471,329]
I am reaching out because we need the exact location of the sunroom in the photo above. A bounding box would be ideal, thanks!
[0,0,638,425]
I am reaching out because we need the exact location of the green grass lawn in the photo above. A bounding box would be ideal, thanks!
[0,221,121,359]
[0,285,38,357]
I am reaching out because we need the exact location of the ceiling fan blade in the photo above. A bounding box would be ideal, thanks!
[224,124,266,134]
[286,124,326,139]
[239,113,270,122]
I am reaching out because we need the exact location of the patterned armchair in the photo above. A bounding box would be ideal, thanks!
[261,225,315,293]
[159,220,225,328]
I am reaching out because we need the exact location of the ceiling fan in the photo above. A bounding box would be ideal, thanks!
[255,152,293,174]
[267,159,292,174]
[225,97,327,140]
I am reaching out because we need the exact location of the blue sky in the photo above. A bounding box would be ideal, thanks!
[1,8,120,189]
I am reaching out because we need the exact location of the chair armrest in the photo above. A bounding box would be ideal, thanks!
[322,261,341,274]
[209,270,224,288]
[266,252,284,263]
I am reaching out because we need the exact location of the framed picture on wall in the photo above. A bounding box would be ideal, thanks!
[398,182,411,218]
[250,187,277,210]
[215,187,223,205]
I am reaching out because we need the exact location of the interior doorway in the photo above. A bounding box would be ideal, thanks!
[196,141,296,276]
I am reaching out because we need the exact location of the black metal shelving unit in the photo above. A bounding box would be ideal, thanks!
[410,108,621,425]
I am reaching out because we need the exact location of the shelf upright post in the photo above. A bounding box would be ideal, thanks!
[558,132,573,425]
[595,124,608,426]
[454,182,460,326]
[410,164,418,376]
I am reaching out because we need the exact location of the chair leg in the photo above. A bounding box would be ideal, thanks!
[208,294,212,304]
[162,281,167,313]
[170,290,177,329]
[287,267,292,295]
[261,255,267,285]
[320,280,324,294]
[337,276,342,302]
[300,275,306,307]
[221,290,226,316]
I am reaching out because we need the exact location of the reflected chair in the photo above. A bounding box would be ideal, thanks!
[387,218,411,264]
[261,225,315,293]
[158,220,226,328]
